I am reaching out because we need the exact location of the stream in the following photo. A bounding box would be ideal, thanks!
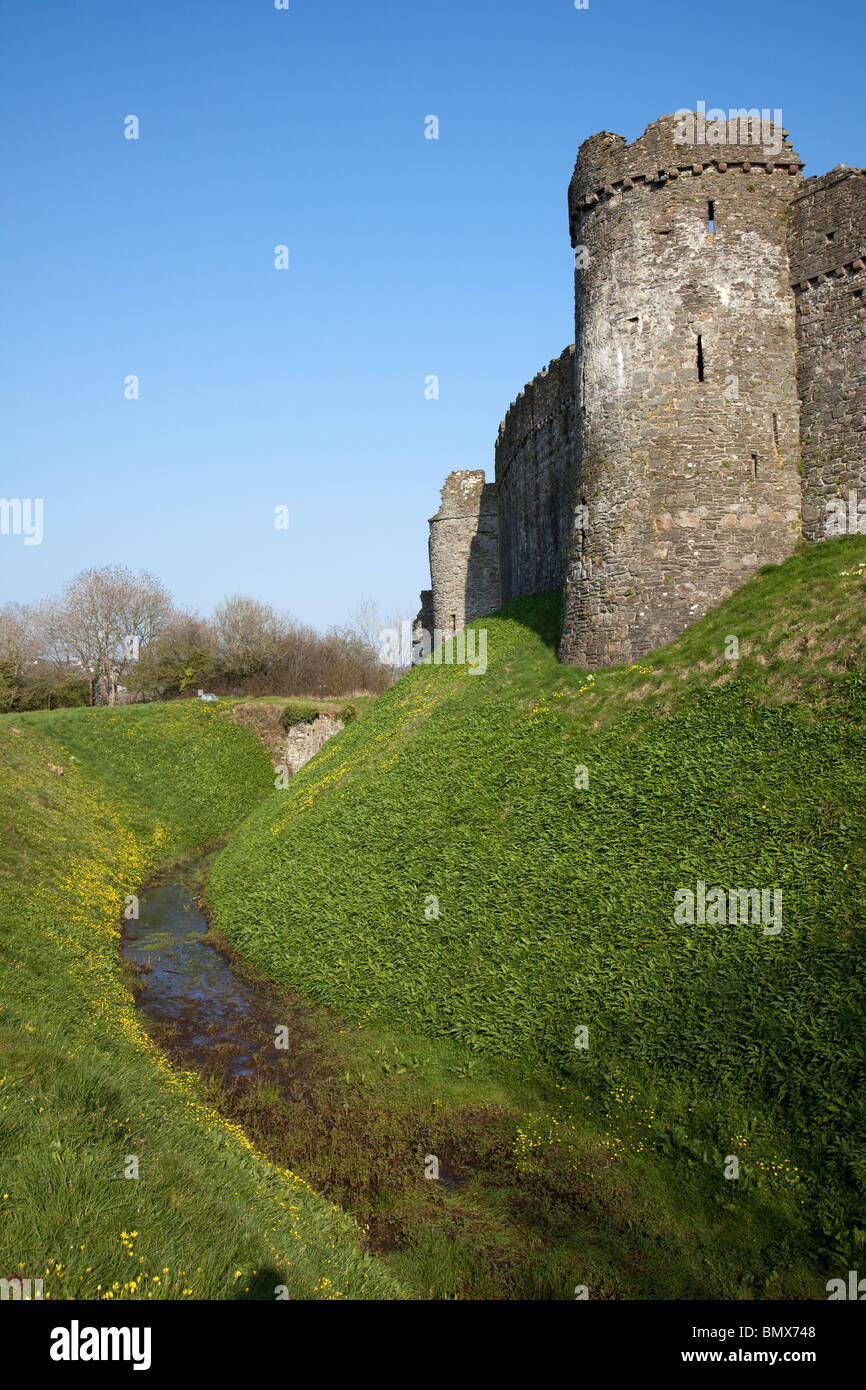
[121,855,462,1202]
[121,861,320,1103]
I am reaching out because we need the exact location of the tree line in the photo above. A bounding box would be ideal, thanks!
[0,565,405,710]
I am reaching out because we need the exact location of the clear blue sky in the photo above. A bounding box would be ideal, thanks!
[2,0,863,629]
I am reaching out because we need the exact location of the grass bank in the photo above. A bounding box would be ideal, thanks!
[0,700,403,1300]
[208,537,866,1297]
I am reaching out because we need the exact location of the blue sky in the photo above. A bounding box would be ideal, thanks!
[2,0,864,629]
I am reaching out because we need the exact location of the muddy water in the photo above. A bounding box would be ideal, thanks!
[121,865,321,1102]
[122,858,462,1203]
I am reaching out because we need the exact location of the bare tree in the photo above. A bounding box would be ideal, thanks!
[0,602,39,706]
[131,608,214,698]
[7,569,406,709]
[333,595,413,680]
[42,566,173,705]
[0,601,38,668]
[212,595,289,682]
[273,619,320,692]
[341,595,382,661]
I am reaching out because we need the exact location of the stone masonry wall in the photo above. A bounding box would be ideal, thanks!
[281,713,345,775]
[789,168,866,540]
[427,471,501,636]
[413,589,434,638]
[495,345,577,602]
[559,114,804,669]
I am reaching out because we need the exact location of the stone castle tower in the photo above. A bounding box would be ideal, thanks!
[561,115,804,667]
[416,114,866,669]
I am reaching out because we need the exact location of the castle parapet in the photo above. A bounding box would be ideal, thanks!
[495,345,576,602]
[568,113,802,245]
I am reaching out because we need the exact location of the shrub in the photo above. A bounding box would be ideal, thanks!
[49,679,91,708]
[15,678,91,711]
[280,702,321,733]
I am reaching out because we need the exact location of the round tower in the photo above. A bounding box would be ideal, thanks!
[559,113,805,669]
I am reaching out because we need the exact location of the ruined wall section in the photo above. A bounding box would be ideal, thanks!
[495,345,577,602]
[413,590,434,648]
[789,167,866,540]
[428,471,500,635]
[559,114,804,670]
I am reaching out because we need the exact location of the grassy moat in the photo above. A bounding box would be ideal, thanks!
[2,535,865,1299]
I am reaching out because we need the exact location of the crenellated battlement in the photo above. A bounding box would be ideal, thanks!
[495,345,577,603]
[496,346,575,457]
[790,167,866,287]
[568,113,802,245]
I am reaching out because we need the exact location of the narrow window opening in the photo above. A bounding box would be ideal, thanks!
[696,335,705,382]
[707,200,715,234]
[578,500,588,559]
[451,614,456,633]
[826,231,835,242]
[772,413,779,448]
[752,453,759,478]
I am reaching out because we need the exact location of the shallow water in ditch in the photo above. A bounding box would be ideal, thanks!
[123,880,257,1073]
[122,858,460,1189]
[120,867,324,1105]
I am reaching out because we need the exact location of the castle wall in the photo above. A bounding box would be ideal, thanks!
[427,471,500,635]
[494,345,577,602]
[559,115,804,670]
[789,168,866,540]
[411,589,434,663]
[413,590,434,638]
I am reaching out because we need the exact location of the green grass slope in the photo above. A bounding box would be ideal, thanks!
[0,700,403,1300]
[210,537,866,1283]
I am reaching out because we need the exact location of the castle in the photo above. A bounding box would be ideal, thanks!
[415,113,866,669]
